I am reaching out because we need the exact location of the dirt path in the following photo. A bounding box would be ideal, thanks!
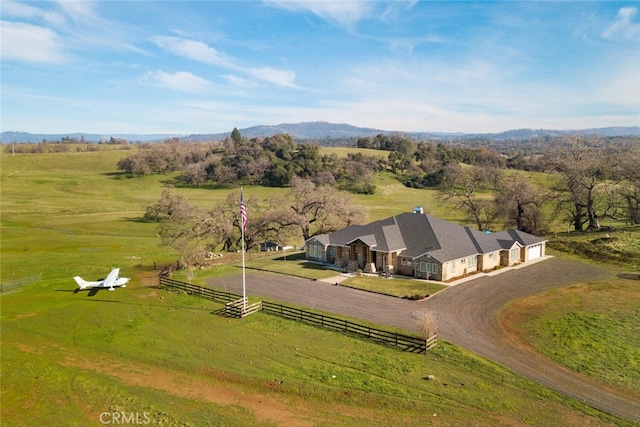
[210,257,640,421]
[58,349,315,426]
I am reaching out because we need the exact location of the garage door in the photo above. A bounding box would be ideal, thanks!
[527,244,541,260]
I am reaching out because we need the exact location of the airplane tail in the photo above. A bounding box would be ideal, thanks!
[73,276,89,289]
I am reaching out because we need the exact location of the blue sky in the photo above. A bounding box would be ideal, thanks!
[1,1,639,134]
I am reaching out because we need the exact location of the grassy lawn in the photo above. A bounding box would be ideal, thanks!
[547,226,640,270]
[241,251,447,299]
[1,149,637,426]
[341,275,447,299]
[243,251,339,280]
[2,278,628,426]
[501,278,640,395]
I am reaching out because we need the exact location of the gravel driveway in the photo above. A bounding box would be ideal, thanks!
[209,257,640,421]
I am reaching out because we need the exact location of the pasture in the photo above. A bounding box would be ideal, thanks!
[1,148,637,426]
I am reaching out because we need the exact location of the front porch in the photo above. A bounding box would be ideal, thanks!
[332,240,396,274]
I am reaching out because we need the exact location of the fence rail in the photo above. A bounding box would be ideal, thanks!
[159,276,432,353]
[261,301,428,353]
[426,334,438,351]
[225,298,263,318]
[159,276,241,303]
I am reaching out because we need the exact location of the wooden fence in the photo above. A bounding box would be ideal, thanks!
[261,301,428,353]
[157,261,180,278]
[159,276,433,353]
[426,333,438,352]
[159,276,241,303]
[225,298,263,318]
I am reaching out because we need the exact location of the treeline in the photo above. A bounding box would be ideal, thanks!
[4,137,131,154]
[121,129,640,233]
[117,130,382,194]
[139,132,639,268]
[428,137,640,233]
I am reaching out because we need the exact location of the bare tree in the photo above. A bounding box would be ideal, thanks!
[143,187,190,221]
[412,310,438,340]
[437,164,497,231]
[615,146,640,224]
[543,137,615,231]
[156,204,216,282]
[149,181,367,262]
[494,172,548,234]
[286,177,366,241]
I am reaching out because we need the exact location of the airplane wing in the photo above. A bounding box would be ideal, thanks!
[103,268,120,288]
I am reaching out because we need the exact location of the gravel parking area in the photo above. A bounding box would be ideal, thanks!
[209,256,640,421]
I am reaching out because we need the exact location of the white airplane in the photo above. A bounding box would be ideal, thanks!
[73,268,129,293]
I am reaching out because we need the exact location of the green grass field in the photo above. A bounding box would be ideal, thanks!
[501,279,640,394]
[1,149,637,426]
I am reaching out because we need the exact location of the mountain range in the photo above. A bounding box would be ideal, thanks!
[2,122,639,144]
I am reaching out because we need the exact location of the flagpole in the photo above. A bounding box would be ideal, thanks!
[240,188,247,313]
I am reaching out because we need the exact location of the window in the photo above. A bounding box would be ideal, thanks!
[400,258,412,267]
[429,262,438,274]
[510,249,519,260]
[309,243,324,259]
[329,247,336,256]
[420,262,438,274]
[468,256,477,266]
[451,261,456,273]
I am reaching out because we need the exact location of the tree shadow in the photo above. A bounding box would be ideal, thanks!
[122,216,155,223]
[102,171,129,180]
[271,252,306,262]
[617,273,640,280]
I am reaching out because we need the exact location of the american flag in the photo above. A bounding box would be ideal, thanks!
[240,190,247,231]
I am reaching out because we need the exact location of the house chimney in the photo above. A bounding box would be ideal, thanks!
[413,206,424,214]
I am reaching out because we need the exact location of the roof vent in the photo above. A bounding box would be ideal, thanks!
[413,206,424,214]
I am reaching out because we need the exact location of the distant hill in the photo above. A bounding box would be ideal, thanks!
[2,123,639,144]
[0,131,182,144]
[186,121,388,142]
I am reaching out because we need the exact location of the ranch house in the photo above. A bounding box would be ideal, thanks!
[305,209,547,282]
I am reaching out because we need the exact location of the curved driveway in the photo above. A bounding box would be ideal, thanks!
[210,257,640,421]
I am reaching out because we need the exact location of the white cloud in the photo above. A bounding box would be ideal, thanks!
[603,7,640,40]
[222,74,259,89]
[54,0,97,22]
[151,36,231,66]
[246,67,297,88]
[265,0,373,29]
[0,20,67,63]
[151,35,297,88]
[142,70,213,93]
[1,0,66,27]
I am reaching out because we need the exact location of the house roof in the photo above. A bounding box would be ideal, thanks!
[308,212,547,263]
[492,229,547,246]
